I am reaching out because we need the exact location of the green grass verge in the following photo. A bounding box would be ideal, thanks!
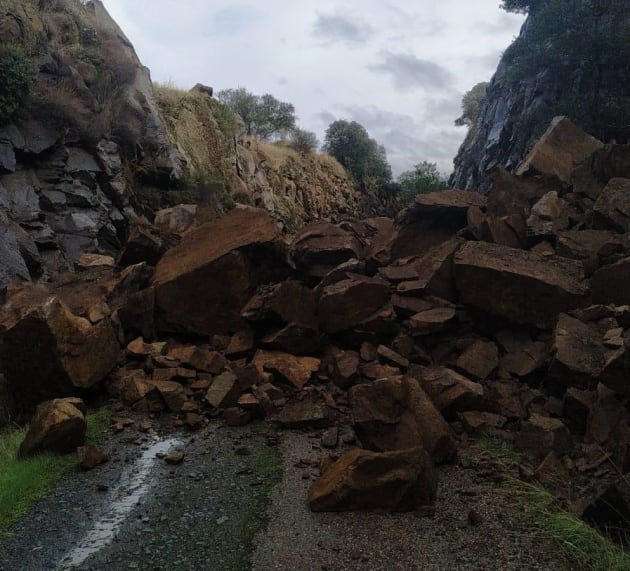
[480,435,630,571]
[0,407,111,535]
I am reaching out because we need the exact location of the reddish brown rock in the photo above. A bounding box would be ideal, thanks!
[497,330,549,378]
[526,191,570,238]
[556,230,620,261]
[593,178,630,233]
[377,345,409,369]
[252,351,320,390]
[417,367,485,420]
[516,116,603,183]
[392,295,433,317]
[591,257,630,307]
[166,346,227,374]
[290,221,363,277]
[414,190,486,213]
[563,387,595,433]
[117,287,157,341]
[455,340,499,381]
[308,447,437,512]
[126,337,166,358]
[223,407,252,427]
[332,350,361,390]
[460,411,507,433]
[117,225,176,268]
[226,330,255,358]
[241,281,316,327]
[410,239,460,301]
[117,372,155,406]
[350,377,457,464]
[535,452,571,497]
[78,445,109,471]
[408,307,456,336]
[152,207,287,335]
[154,204,197,234]
[150,380,186,413]
[454,241,589,329]
[260,324,324,356]
[271,397,330,428]
[205,372,241,409]
[18,398,86,458]
[0,294,120,409]
[76,254,115,270]
[515,414,572,459]
[318,275,391,334]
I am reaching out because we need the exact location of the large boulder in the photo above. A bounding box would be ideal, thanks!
[308,447,437,512]
[18,398,86,458]
[318,274,391,334]
[515,116,604,184]
[593,178,630,233]
[350,376,457,464]
[152,207,287,335]
[0,291,120,409]
[454,241,589,328]
[591,257,630,306]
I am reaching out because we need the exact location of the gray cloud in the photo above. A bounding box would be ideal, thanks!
[312,11,373,45]
[369,51,454,91]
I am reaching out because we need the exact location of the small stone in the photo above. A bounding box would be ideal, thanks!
[468,509,483,526]
[321,427,339,449]
[78,445,109,471]
[164,451,184,465]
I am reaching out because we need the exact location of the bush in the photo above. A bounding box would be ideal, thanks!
[0,45,36,123]
[289,128,319,154]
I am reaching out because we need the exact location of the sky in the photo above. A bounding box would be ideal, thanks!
[101,1,525,177]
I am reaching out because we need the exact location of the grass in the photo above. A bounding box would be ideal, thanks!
[0,407,111,535]
[481,435,630,571]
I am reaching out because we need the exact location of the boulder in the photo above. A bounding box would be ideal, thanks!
[18,398,86,458]
[454,340,499,380]
[150,380,186,413]
[166,345,227,374]
[290,221,363,277]
[556,230,620,262]
[416,367,485,420]
[154,204,197,234]
[591,257,630,306]
[0,294,120,409]
[593,178,630,233]
[514,414,572,459]
[271,397,330,428]
[252,350,321,390]
[152,207,287,335]
[318,274,391,334]
[526,191,570,238]
[516,116,604,184]
[414,189,487,213]
[117,225,175,268]
[241,281,316,327]
[460,411,507,433]
[408,307,456,336]
[454,241,589,328]
[350,376,457,464]
[260,324,324,356]
[407,238,460,301]
[497,330,549,378]
[205,372,240,409]
[78,445,109,471]
[308,447,437,512]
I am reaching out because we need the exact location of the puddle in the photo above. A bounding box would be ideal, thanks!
[56,436,183,570]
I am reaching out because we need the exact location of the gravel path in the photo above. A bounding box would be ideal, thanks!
[252,431,568,571]
[0,421,568,571]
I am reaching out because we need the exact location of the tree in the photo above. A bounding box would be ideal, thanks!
[397,162,447,204]
[0,45,35,123]
[322,120,392,190]
[455,82,488,128]
[289,128,319,154]
[216,88,296,140]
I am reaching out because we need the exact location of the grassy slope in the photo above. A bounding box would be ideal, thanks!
[0,408,111,534]
[482,436,630,571]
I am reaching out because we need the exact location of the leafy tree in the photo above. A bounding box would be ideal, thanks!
[0,45,36,123]
[322,120,392,190]
[397,162,447,203]
[289,128,319,154]
[216,87,296,140]
[455,82,488,128]
[500,0,544,13]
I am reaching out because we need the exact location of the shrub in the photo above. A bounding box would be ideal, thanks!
[0,45,36,123]
[289,128,319,154]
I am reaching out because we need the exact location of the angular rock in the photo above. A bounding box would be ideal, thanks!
[252,350,320,390]
[410,238,460,301]
[226,330,256,358]
[350,377,457,464]
[308,447,437,512]
[126,337,166,358]
[151,380,186,413]
[271,398,330,429]
[154,204,197,234]
[593,178,630,233]
[408,307,456,336]
[205,372,241,409]
[78,445,109,471]
[166,346,227,374]
[331,350,361,390]
[535,452,571,497]
[417,367,485,420]
[515,414,572,459]
[76,254,116,270]
[526,191,570,238]
[377,345,409,369]
[414,190,486,213]
[516,116,604,184]
[460,411,507,433]
[318,274,391,334]
[454,241,589,328]
[556,230,620,262]
[591,257,630,306]
[290,221,363,278]
[563,388,595,434]
[0,294,120,408]
[241,281,316,328]
[18,398,86,458]
[455,340,499,381]
[117,225,176,268]
[260,324,324,356]
[152,207,287,335]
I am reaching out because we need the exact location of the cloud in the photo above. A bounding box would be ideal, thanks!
[312,11,373,45]
[369,51,454,91]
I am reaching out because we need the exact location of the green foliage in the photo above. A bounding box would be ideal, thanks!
[289,127,319,154]
[397,161,448,204]
[212,101,241,151]
[0,45,36,123]
[0,408,110,534]
[455,82,488,128]
[502,0,630,143]
[217,87,296,140]
[501,0,539,12]
[322,119,392,190]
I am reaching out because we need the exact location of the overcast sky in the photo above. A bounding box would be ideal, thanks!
[101,1,524,176]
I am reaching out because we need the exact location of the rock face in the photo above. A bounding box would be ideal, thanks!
[308,447,437,512]
[0,291,120,410]
[152,207,287,334]
[18,398,87,458]
[454,242,589,328]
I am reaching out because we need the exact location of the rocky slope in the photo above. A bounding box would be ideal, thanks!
[0,0,363,291]
[2,118,630,544]
[450,0,630,191]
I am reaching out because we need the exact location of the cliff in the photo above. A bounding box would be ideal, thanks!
[450,0,630,191]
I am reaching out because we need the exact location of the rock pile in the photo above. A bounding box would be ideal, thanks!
[1,119,629,526]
